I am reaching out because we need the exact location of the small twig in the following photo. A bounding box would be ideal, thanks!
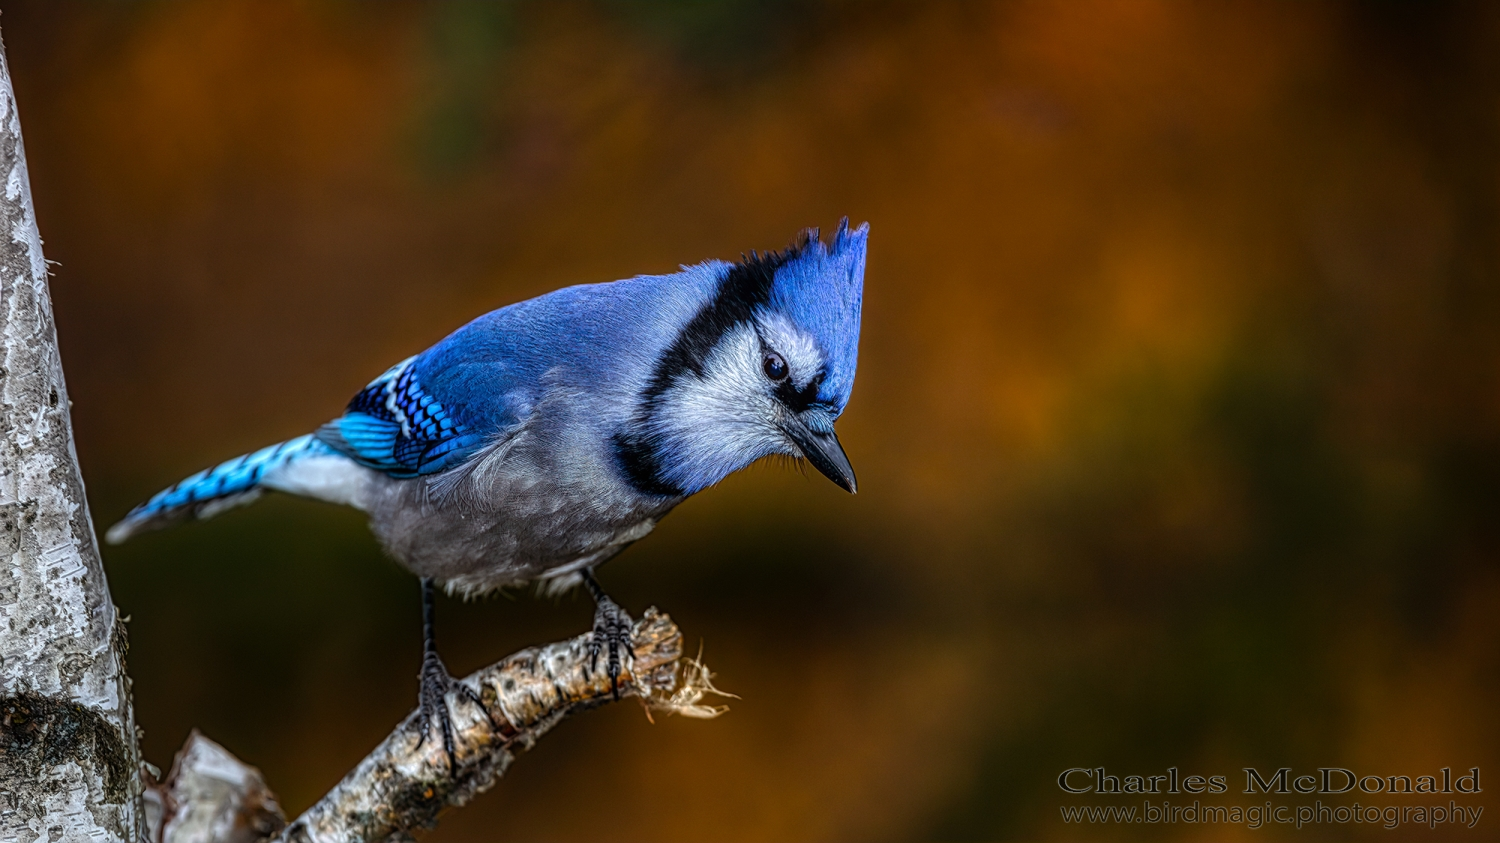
[273,607,724,843]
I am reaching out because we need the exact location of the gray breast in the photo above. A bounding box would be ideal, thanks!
[359,422,679,597]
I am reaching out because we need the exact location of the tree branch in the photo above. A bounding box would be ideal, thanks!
[0,26,144,843]
[277,608,726,843]
[146,731,286,843]
[145,610,726,843]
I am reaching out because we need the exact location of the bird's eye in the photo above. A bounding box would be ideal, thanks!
[762,352,789,382]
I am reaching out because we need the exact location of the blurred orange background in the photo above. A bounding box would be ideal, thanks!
[6,1,1500,840]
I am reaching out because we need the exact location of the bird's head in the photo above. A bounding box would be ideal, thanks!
[617,220,868,497]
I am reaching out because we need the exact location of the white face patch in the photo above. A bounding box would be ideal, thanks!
[648,323,798,492]
[754,310,824,392]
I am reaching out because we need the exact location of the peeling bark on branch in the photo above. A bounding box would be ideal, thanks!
[142,611,725,843]
[145,732,286,843]
[0,27,144,843]
[278,608,725,843]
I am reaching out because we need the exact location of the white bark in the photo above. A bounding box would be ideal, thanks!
[137,609,725,843]
[0,27,144,843]
[146,732,285,843]
[279,608,726,843]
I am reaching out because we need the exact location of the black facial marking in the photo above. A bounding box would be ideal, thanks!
[774,372,823,414]
[640,250,786,402]
[612,432,682,497]
[614,234,819,496]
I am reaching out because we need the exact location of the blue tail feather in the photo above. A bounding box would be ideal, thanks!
[106,434,337,544]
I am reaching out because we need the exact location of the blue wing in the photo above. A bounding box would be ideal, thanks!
[316,357,492,479]
[315,264,723,480]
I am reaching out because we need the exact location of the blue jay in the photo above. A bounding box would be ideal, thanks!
[108,220,867,767]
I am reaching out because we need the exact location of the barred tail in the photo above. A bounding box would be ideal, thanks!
[105,434,339,544]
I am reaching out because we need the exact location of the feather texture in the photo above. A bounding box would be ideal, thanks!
[108,222,868,595]
[105,434,339,543]
[317,357,487,478]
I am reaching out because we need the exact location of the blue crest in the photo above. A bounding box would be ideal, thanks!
[764,218,868,414]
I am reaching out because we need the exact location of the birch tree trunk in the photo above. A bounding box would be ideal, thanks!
[0,28,144,843]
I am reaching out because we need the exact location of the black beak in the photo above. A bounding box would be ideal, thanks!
[783,417,857,493]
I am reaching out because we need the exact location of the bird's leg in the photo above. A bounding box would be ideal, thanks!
[581,568,633,700]
[413,576,500,775]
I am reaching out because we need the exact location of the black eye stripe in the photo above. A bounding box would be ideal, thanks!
[641,251,795,402]
[774,372,823,413]
[758,336,823,410]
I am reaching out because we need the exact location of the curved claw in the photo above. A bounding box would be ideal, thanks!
[414,649,502,775]
[585,591,634,700]
[414,649,459,773]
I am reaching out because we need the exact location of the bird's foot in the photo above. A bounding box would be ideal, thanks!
[586,592,634,700]
[413,648,499,775]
